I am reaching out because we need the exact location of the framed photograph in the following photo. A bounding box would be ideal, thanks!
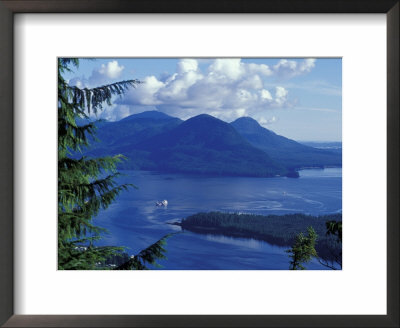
[1,1,398,327]
[57,56,343,272]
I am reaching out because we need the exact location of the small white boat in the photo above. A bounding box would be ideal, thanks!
[156,200,168,207]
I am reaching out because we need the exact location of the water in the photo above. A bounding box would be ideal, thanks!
[95,168,342,270]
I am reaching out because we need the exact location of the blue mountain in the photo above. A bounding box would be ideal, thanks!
[86,111,182,152]
[82,111,340,177]
[119,110,174,121]
[231,117,342,169]
[108,114,291,177]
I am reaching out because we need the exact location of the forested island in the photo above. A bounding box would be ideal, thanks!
[175,212,342,261]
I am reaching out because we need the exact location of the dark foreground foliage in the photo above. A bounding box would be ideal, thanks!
[92,233,176,270]
[180,211,342,261]
[286,227,318,270]
[58,58,170,270]
[114,233,176,270]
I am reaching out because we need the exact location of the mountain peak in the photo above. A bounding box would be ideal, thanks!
[129,113,287,177]
[183,114,230,128]
[233,116,259,124]
[231,116,342,170]
[232,117,261,126]
[188,113,220,121]
[120,110,173,122]
[231,117,269,134]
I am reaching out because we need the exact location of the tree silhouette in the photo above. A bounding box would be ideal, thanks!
[58,58,170,270]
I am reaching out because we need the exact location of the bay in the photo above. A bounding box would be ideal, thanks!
[95,168,342,270]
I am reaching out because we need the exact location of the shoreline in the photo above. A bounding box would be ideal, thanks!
[171,211,342,262]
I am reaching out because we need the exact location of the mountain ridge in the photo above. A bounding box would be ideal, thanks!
[110,114,292,177]
[231,117,342,169]
[83,111,340,177]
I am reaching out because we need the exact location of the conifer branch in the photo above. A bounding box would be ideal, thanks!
[66,80,142,114]
[115,233,179,270]
[58,58,175,270]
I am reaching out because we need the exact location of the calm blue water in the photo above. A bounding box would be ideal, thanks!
[95,168,342,270]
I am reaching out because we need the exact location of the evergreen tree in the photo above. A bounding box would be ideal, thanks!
[317,220,342,269]
[286,227,318,270]
[115,233,176,270]
[58,58,168,270]
[286,221,342,270]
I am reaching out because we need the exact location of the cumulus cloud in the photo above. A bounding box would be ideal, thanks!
[259,116,278,126]
[115,58,292,122]
[88,60,125,86]
[209,59,244,80]
[69,60,125,89]
[99,60,124,79]
[273,58,316,79]
[260,89,273,100]
[68,58,317,122]
[177,59,198,73]
[275,86,289,105]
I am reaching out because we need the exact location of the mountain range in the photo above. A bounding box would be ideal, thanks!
[81,111,341,178]
[231,117,342,169]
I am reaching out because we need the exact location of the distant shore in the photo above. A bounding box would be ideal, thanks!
[173,211,342,261]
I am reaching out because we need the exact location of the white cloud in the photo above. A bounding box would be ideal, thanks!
[69,58,319,122]
[158,70,203,102]
[273,58,316,79]
[209,58,244,80]
[259,116,278,126]
[88,60,125,86]
[247,63,273,76]
[115,58,292,122]
[99,60,124,79]
[126,75,165,106]
[260,89,273,100]
[98,104,128,121]
[275,86,288,99]
[238,75,263,89]
[177,59,198,73]
[236,108,247,117]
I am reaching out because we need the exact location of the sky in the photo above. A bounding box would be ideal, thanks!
[63,58,342,142]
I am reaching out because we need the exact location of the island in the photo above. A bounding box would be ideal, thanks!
[173,211,342,261]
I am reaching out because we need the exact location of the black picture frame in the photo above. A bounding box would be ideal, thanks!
[0,1,398,327]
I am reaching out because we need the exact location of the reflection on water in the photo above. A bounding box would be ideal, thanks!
[95,168,342,270]
[205,234,277,251]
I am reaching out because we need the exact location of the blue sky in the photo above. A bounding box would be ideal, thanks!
[64,58,342,141]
